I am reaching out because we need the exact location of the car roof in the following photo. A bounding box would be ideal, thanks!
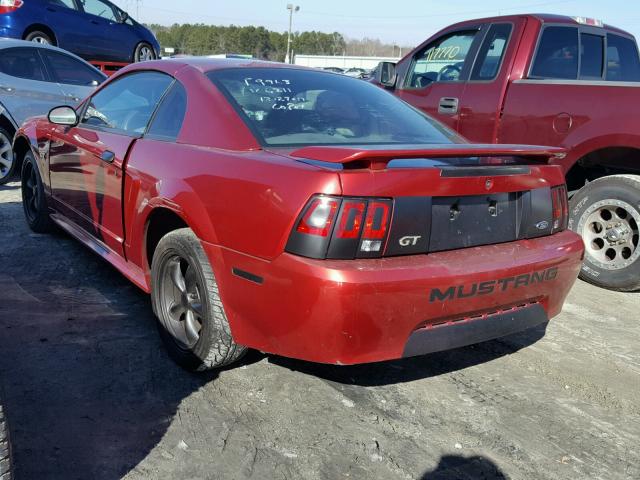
[0,38,106,69]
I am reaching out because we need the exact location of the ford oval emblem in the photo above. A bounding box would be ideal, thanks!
[485,179,493,190]
[536,220,549,230]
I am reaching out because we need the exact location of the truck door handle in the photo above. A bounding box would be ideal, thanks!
[100,151,115,163]
[438,97,459,115]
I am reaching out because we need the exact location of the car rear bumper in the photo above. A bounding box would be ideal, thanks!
[204,230,584,365]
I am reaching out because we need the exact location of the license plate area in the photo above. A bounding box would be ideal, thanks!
[429,193,521,252]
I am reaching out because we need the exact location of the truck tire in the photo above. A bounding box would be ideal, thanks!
[0,403,13,480]
[21,151,54,234]
[151,228,247,371]
[568,175,640,291]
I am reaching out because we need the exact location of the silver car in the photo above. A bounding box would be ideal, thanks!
[0,39,106,184]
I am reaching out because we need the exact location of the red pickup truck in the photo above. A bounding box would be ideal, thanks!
[376,14,640,291]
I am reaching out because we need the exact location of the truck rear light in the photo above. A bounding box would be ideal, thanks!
[0,0,23,13]
[296,197,339,237]
[551,185,568,233]
[286,195,392,259]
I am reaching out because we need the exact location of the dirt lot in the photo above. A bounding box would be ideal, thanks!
[0,181,638,480]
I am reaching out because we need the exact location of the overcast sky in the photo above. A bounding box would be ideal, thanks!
[115,0,640,47]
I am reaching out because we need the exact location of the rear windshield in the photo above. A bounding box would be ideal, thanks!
[207,68,461,147]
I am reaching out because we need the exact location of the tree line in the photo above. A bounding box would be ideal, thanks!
[148,24,411,61]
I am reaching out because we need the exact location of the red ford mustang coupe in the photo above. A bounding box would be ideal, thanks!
[14,59,584,371]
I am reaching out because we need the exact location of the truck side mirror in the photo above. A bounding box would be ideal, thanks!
[375,62,397,88]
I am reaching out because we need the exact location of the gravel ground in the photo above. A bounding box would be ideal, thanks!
[0,181,638,480]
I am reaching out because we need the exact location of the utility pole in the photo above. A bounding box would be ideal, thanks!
[285,4,300,64]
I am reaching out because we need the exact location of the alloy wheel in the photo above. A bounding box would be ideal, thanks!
[579,199,640,270]
[0,132,14,181]
[22,163,40,222]
[31,36,51,45]
[159,255,204,348]
[138,46,154,62]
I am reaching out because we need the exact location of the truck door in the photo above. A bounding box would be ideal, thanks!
[395,27,485,131]
[456,22,521,143]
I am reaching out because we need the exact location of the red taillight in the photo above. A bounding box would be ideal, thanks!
[335,200,366,238]
[551,185,568,233]
[296,197,339,237]
[0,0,23,14]
[362,201,391,240]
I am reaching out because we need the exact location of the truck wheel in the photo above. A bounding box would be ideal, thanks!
[151,228,247,371]
[0,403,13,480]
[21,151,53,234]
[0,128,15,185]
[568,175,640,291]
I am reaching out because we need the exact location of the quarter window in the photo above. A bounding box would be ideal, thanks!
[80,0,117,21]
[0,48,47,81]
[82,72,173,135]
[41,50,105,86]
[531,26,579,79]
[48,0,77,8]
[406,30,479,87]
[580,33,604,79]
[146,82,187,141]
[606,34,640,81]
[471,23,512,80]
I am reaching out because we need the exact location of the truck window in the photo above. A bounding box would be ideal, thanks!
[471,23,512,80]
[406,30,478,88]
[531,26,578,79]
[580,33,604,79]
[606,34,640,81]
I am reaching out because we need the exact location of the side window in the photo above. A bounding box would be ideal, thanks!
[531,26,579,79]
[580,33,604,79]
[0,48,47,81]
[471,23,512,80]
[41,50,105,86]
[48,0,77,8]
[82,72,173,135]
[79,0,117,21]
[146,82,187,141]
[606,34,640,82]
[406,30,479,88]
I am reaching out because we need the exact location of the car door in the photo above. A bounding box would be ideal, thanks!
[39,48,106,104]
[455,22,520,143]
[43,0,92,58]
[48,71,174,256]
[395,27,485,131]
[0,47,68,127]
[75,0,123,60]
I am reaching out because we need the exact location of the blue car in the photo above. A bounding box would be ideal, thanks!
[0,0,160,63]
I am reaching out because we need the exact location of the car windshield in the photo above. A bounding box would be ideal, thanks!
[207,67,461,147]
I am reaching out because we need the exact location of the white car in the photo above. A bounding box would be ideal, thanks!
[0,39,106,184]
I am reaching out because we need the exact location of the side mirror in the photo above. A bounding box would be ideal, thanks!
[119,11,129,23]
[375,61,397,88]
[48,106,78,126]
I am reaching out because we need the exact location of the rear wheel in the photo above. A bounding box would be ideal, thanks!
[25,30,54,45]
[134,42,156,62]
[569,175,640,291]
[151,228,246,371]
[21,152,53,234]
[0,128,15,186]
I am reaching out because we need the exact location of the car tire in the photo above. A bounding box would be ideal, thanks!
[133,42,156,62]
[151,228,247,371]
[568,174,640,291]
[24,30,54,45]
[0,403,13,480]
[0,128,15,186]
[21,151,54,234]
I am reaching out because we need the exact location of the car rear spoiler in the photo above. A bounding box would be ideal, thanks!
[289,144,566,169]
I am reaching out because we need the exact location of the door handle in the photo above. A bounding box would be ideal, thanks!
[0,85,14,92]
[438,97,459,115]
[66,94,80,102]
[100,151,115,163]
[91,20,100,25]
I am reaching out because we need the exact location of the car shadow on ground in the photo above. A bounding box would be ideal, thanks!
[268,324,547,387]
[419,454,508,479]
